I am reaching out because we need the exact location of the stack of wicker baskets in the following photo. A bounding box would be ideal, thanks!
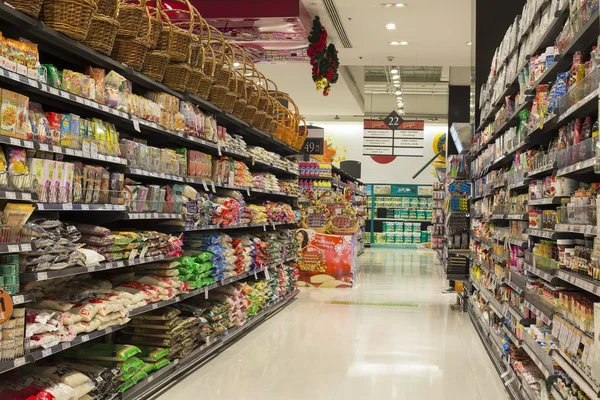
[83,0,120,55]
[141,3,169,81]
[16,0,308,149]
[160,0,194,92]
[111,0,149,70]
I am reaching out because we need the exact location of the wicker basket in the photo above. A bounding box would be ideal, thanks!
[116,1,145,38]
[232,70,248,119]
[42,0,97,41]
[242,77,259,124]
[300,205,330,233]
[159,0,194,63]
[274,103,286,141]
[111,36,149,70]
[299,245,326,273]
[96,0,118,16]
[141,50,169,81]
[208,31,231,108]
[197,43,215,100]
[294,118,308,150]
[7,0,43,18]
[187,67,203,95]
[162,62,191,92]
[140,5,162,49]
[84,9,120,56]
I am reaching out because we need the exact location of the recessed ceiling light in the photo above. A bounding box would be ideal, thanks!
[399,110,406,114]
[392,74,400,79]
[382,3,406,7]
[395,90,402,95]
[466,41,472,46]
[393,83,400,87]
[391,68,398,74]
[386,23,397,30]
[399,41,409,45]
[395,3,406,7]
[390,41,409,46]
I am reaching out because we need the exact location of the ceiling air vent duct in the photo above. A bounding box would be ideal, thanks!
[322,0,352,48]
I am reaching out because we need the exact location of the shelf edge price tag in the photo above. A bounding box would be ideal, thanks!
[81,335,90,342]
[20,243,31,251]
[7,245,18,253]
[204,287,209,299]
[13,357,26,368]
[41,348,52,358]
[132,116,141,132]
[4,192,15,200]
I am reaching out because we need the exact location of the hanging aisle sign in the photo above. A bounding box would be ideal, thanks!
[363,117,425,158]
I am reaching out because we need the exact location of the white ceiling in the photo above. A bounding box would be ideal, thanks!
[263,0,473,120]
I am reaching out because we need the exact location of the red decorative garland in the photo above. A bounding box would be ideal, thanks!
[307,16,339,96]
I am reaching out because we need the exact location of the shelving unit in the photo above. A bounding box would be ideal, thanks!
[0,3,307,398]
[469,0,600,398]
[366,184,433,247]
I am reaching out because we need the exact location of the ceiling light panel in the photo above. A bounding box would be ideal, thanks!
[386,23,397,30]
[381,3,406,7]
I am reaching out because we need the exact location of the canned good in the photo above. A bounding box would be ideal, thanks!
[3,285,18,295]
[0,256,18,265]
[2,274,18,286]
[0,265,17,275]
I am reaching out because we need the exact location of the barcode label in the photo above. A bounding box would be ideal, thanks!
[7,245,19,253]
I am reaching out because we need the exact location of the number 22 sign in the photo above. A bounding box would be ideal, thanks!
[385,111,404,130]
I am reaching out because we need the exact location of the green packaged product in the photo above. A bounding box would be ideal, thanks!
[120,370,148,393]
[62,344,141,361]
[44,64,62,89]
[139,362,155,375]
[194,252,213,262]
[4,284,17,294]
[136,346,170,362]
[0,264,17,274]
[2,274,18,285]
[153,358,170,370]
[91,357,143,377]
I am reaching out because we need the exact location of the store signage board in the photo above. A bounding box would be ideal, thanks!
[371,184,431,197]
[303,126,325,155]
[373,185,391,195]
[363,118,424,157]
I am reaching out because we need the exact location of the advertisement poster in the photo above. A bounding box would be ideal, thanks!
[295,229,355,288]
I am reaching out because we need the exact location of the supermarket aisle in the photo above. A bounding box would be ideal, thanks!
[158,249,508,400]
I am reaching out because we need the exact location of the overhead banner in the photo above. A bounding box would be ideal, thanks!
[363,119,425,157]
[368,184,432,197]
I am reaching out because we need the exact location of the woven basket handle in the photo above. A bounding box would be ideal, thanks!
[164,0,195,33]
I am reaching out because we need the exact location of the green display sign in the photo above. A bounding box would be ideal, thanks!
[367,184,432,197]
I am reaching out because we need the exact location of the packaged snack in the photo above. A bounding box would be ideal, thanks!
[24,42,38,69]
[15,94,29,140]
[6,39,26,66]
[46,112,62,145]
[85,66,105,104]
[44,64,62,89]
[2,203,35,226]
[1,89,18,136]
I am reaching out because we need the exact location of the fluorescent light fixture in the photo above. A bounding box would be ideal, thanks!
[390,41,409,46]
[391,68,398,74]
[382,3,406,7]
[393,83,400,87]
[395,90,402,95]
[399,41,409,45]
[398,110,406,114]
[395,3,406,7]
[386,23,397,30]
[392,74,400,79]
[466,41,472,46]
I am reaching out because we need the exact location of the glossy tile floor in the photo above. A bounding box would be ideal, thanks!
[158,249,509,400]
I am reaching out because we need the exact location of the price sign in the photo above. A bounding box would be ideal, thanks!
[0,289,13,323]
[302,138,324,155]
[132,116,141,132]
